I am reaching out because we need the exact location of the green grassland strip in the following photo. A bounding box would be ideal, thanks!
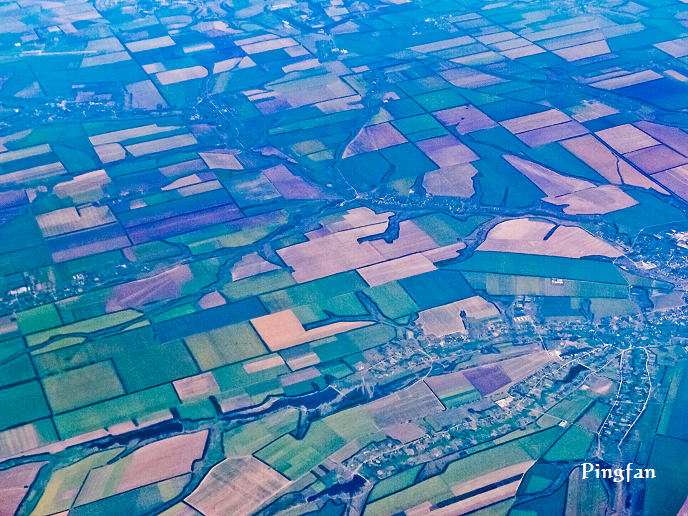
[657,361,685,436]
[254,406,381,480]
[367,464,424,503]
[449,252,627,284]
[26,310,143,348]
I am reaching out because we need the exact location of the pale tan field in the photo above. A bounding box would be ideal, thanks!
[231,252,280,281]
[357,253,437,287]
[450,460,535,496]
[501,109,571,134]
[89,124,179,146]
[554,40,610,61]
[278,219,437,283]
[200,151,243,170]
[417,296,499,337]
[243,355,286,373]
[173,372,220,401]
[416,302,466,337]
[186,456,289,516]
[94,142,126,163]
[422,242,466,262]
[546,184,638,214]
[126,35,175,53]
[284,351,320,370]
[595,124,658,154]
[0,162,66,186]
[156,66,208,86]
[53,169,110,201]
[496,350,555,385]
[504,154,593,197]
[250,309,371,351]
[0,462,45,516]
[125,134,197,157]
[422,163,477,197]
[322,207,392,232]
[75,431,208,506]
[36,205,116,237]
[561,134,667,193]
[365,382,444,427]
[0,143,50,163]
[478,218,622,258]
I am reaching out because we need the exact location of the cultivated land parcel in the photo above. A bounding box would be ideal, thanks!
[2,0,688,514]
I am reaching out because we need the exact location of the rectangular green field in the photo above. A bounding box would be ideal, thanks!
[255,406,380,479]
[16,306,60,336]
[544,425,595,462]
[658,363,688,440]
[311,324,396,362]
[223,408,300,456]
[185,321,269,370]
[27,310,143,348]
[0,381,51,431]
[43,361,125,413]
[462,272,629,298]
[451,252,627,283]
[368,464,423,503]
[53,384,179,439]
